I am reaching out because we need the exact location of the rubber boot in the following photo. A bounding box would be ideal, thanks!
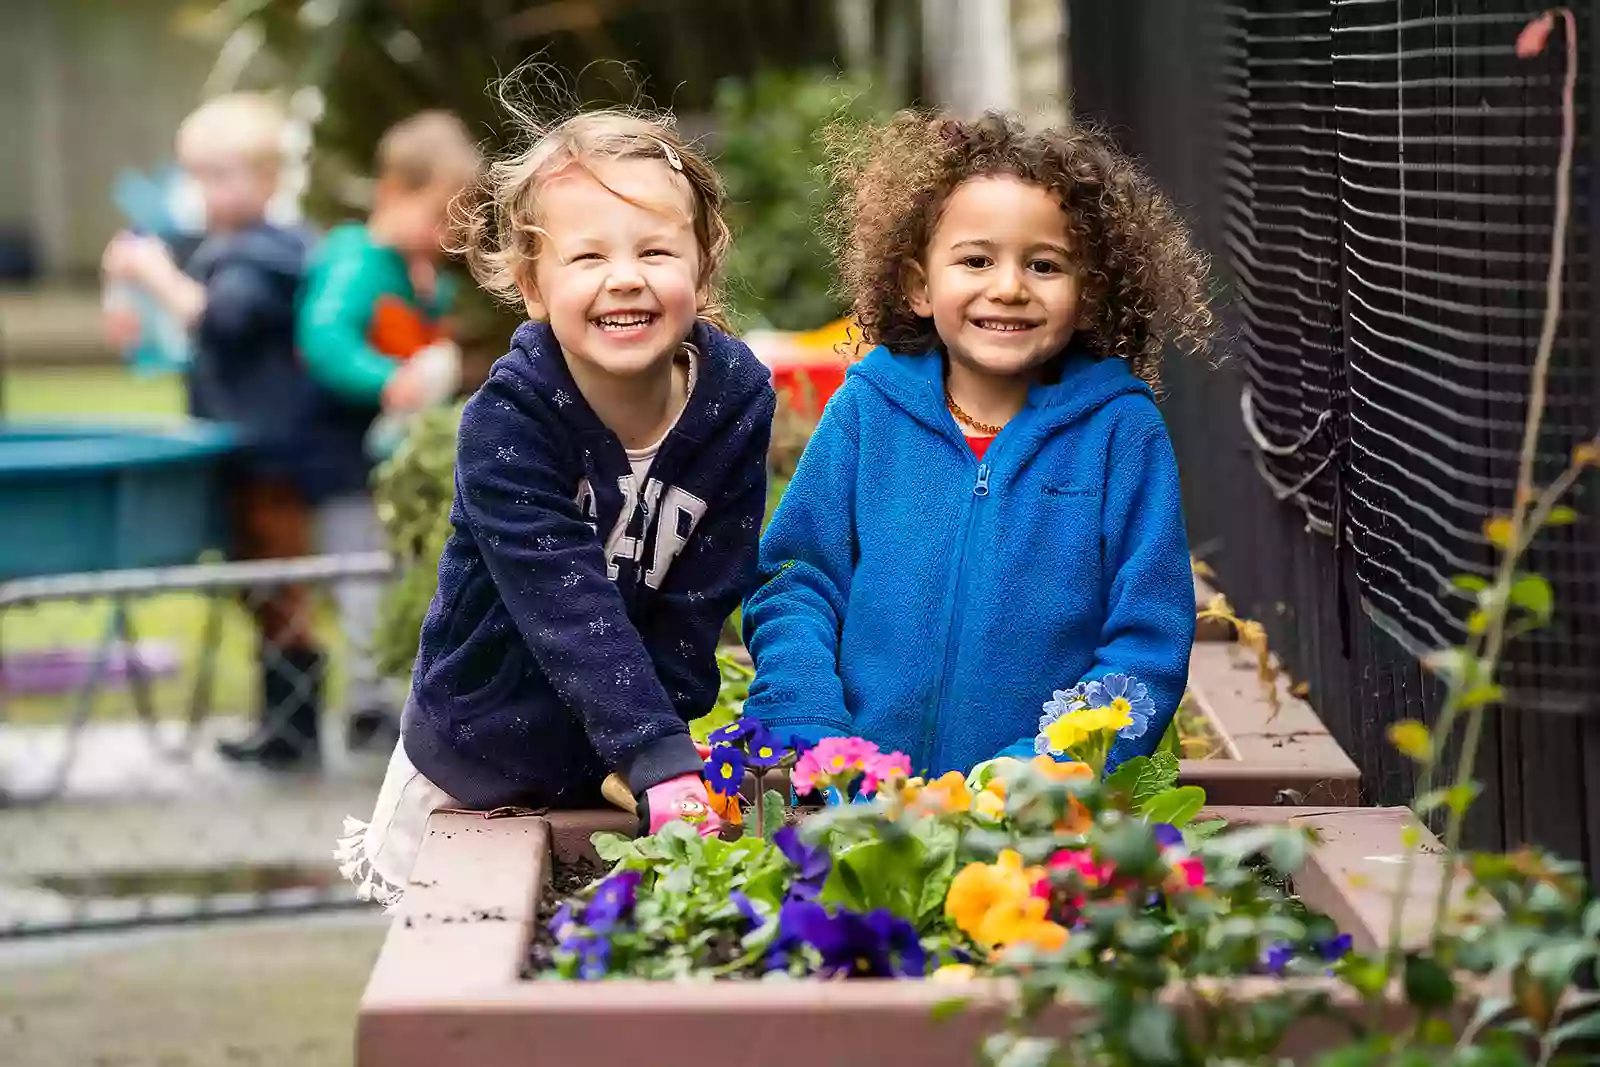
[216,647,325,769]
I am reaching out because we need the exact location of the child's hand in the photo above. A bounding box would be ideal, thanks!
[102,305,142,350]
[639,773,724,838]
[101,232,175,287]
[382,340,462,414]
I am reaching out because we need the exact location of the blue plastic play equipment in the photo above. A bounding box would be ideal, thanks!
[0,422,238,580]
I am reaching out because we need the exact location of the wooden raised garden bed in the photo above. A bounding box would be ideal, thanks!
[1180,643,1360,807]
[357,805,1464,1067]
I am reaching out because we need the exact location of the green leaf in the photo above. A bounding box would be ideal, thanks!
[1106,752,1180,812]
[1388,720,1434,762]
[1546,505,1578,526]
[1452,574,1491,594]
[1139,785,1207,828]
[1125,1002,1181,1067]
[1529,938,1597,984]
[1550,1006,1600,1048]
[1459,685,1506,710]
[590,832,635,864]
[761,790,786,840]
[1510,574,1555,623]
[1584,900,1600,940]
[930,996,968,1023]
[1403,953,1457,1011]
[1341,956,1390,999]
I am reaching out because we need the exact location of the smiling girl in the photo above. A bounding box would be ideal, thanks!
[339,107,775,900]
[742,112,1213,778]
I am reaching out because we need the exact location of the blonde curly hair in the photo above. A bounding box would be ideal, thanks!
[454,102,731,329]
[826,111,1214,388]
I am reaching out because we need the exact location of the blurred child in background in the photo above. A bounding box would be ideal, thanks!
[100,92,327,769]
[296,111,483,752]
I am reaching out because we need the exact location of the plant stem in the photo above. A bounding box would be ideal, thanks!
[753,772,767,840]
[1430,5,1578,932]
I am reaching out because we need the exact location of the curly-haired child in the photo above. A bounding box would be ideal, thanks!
[337,106,775,902]
[743,112,1212,778]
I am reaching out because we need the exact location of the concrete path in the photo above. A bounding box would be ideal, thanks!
[0,717,386,932]
[0,910,387,1067]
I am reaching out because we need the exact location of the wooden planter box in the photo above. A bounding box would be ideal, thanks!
[358,805,1472,1067]
[1181,643,1360,806]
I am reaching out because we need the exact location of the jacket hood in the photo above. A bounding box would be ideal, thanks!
[505,318,774,439]
[850,340,1153,440]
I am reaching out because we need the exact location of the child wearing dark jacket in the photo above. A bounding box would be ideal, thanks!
[101,93,325,767]
[336,108,774,903]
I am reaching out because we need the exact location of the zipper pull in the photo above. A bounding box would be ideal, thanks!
[973,463,990,497]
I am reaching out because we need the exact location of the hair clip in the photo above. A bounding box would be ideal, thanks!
[657,139,683,172]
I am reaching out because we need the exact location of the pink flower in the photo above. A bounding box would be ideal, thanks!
[1174,857,1206,890]
[792,737,881,794]
[861,750,911,795]
[1046,847,1115,889]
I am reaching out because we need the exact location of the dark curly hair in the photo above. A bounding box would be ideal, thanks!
[825,111,1214,388]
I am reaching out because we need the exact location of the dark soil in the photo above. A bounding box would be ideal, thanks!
[523,856,607,978]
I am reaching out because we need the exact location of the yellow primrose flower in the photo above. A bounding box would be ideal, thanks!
[931,963,977,983]
[946,850,1066,952]
[971,781,1007,821]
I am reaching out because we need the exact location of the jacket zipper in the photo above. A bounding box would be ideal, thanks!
[920,459,992,772]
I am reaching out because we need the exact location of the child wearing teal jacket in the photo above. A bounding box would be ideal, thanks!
[295,111,481,749]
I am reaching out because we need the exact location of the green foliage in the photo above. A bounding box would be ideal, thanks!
[715,69,896,331]
[371,404,464,680]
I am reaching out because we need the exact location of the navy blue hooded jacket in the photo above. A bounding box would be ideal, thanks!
[181,223,324,491]
[404,320,776,807]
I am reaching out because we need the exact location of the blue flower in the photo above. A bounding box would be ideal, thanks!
[585,869,642,933]
[1037,684,1092,754]
[708,719,757,746]
[704,744,747,798]
[549,900,578,941]
[1263,941,1296,975]
[1151,823,1184,850]
[1085,674,1156,740]
[745,723,786,769]
[729,889,764,931]
[774,824,830,902]
[787,733,818,758]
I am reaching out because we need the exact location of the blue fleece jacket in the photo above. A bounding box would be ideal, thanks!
[742,343,1194,777]
[404,321,776,805]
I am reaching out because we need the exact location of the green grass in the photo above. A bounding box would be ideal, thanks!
[4,367,353,726]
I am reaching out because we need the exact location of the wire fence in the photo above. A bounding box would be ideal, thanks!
[0,554,397,938]
[1067,0,1600,877]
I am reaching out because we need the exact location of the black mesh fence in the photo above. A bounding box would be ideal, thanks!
[1333,2,1599,707]
[1068,0,1600,871]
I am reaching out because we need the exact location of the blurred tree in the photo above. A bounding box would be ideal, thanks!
[178,0,921,372]
[715,69,896,331]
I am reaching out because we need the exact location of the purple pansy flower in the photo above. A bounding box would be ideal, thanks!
[778,901,926,977]
[729,890,764,931]
[1152,823,1185,849]
[774,824,831,902]
[1262,941,1296,975]
[1317,933,1353,961]
[585,869,642,933]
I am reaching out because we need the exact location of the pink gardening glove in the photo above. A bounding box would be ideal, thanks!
[640,773,723,838]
